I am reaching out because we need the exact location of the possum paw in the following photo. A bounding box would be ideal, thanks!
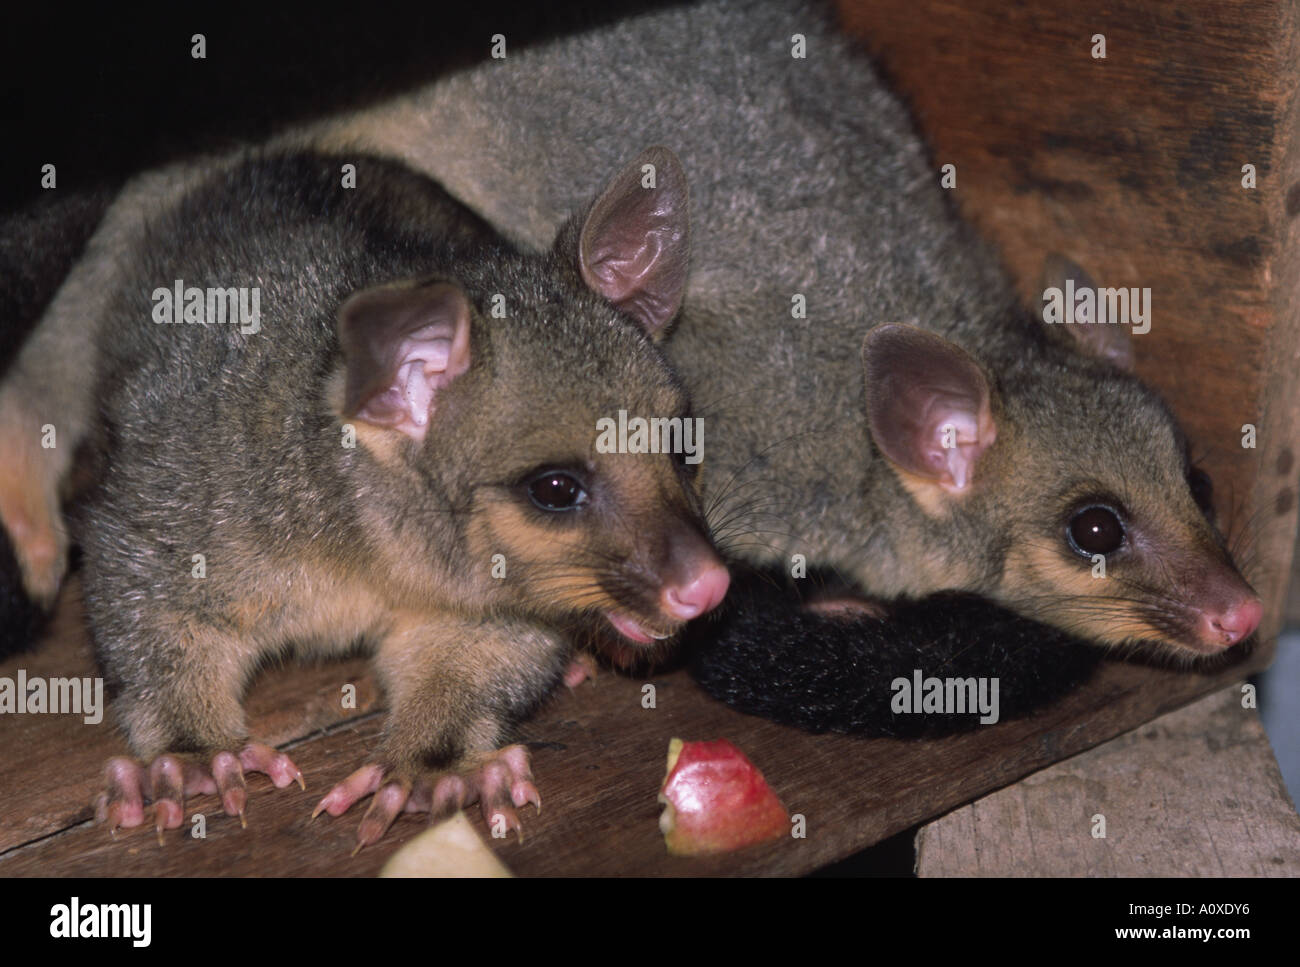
[802,595,889,619]
[563,652,599,688]
[93,743,305,842]
[313,744,541,854]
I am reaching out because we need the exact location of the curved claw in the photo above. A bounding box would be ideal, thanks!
[353,779,413,854]
[313,763,385,820]
[93,742,303,840]
[499,745,541,813]
[95,757,148,834]
[317,745,543,852]
[148,755,188,843]
[211,751,248,820]
[482,801,525,844]
[240,742,305,790]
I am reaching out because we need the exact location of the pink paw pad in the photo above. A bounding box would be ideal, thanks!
[92,743,304,843]
[316,744,543,853]
[563,654,599,688]
[803,596,889,619]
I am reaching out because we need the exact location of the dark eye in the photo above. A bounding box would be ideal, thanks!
[1187,466,1214,517]
[1067,505,1125,557]
[527,471,588,512]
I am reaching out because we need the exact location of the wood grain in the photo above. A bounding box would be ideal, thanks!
[0,580,380,854]
[915,685,1300,876]
[0,582,1272,876]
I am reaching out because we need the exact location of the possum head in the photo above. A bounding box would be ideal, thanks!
[862,305,1261,659]
[337,147,728,647]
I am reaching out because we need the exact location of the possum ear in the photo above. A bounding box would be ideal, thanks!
[575,145,690,337]
[337,281,472,442]
[862,325,997,495]
[1041,253,1134,371]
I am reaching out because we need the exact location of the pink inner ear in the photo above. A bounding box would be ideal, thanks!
[396,358,436,429]
[576,148,689,336]
[587,251,680,330]
[585,246,650,304]
[863,326,998,494]
[355,326,459,440]
[924,404,988,491]
[584,230,670,305]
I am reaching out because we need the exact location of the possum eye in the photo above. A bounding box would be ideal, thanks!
[527,471,589,512]
[1067,505,1125,557]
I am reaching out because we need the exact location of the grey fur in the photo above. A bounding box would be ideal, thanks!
[4,0,1254,661]
[80,148,705,760]
[314,0,1249,647]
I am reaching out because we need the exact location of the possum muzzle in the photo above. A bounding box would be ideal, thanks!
[602,520,730,643]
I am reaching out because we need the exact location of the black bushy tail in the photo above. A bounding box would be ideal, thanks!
[686,567,1103,738]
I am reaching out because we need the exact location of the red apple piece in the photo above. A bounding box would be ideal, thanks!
[658,738,789,856]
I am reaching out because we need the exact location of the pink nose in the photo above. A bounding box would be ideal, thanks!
[662,563,730,621]
[1198,596,1263,649]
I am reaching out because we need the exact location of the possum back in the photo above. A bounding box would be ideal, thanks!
[317,0,1029,569]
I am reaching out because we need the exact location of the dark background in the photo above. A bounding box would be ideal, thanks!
[0,2,683,214]
[0,1,686,368]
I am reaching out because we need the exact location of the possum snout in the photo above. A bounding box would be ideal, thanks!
[662,561,730,620]
[1185,571,1261,651]
[659,535,730,621]
[601,517,730,645]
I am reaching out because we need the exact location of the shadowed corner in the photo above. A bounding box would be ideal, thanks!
[0,522,50,659]
[1256,628,1300,811]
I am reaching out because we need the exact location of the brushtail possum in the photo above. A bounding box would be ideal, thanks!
[305,0,1260,670]
[57,144,729,846]
[2,0,1261,735]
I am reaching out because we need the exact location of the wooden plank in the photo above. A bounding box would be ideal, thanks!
[1286,526,1300,625]
[1266,0,1300,635]
[838,0,1300,647]
[0,588,1273,876]
[915,685,1300,876]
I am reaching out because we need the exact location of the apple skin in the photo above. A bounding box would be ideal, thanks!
[658,738,789,856]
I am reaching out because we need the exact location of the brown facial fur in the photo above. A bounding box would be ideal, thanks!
[972,357,1259,658]
[465,434,712,642]
[1000,538,1171,647]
